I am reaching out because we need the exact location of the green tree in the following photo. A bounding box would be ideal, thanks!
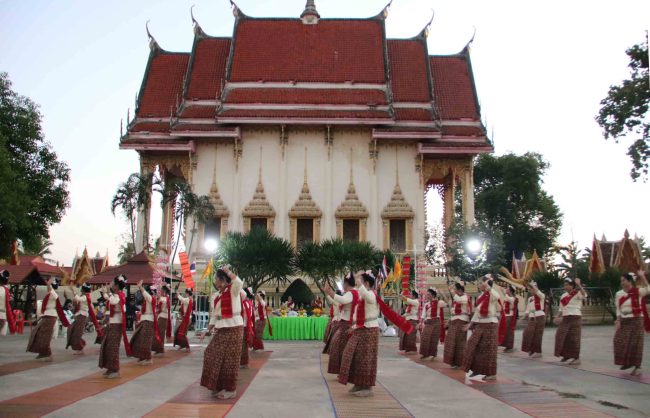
[596,36,649,181]
[445,222,505,282]
[0,72,70,258]
[473,153,562,264]
[554,241,590,280]
[20,237,53,258]
[117,241,136,264]
[215,228,294,292]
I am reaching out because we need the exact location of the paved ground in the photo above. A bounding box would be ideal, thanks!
[0,325,647,417]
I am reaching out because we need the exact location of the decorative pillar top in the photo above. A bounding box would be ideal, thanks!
[209,154,229,217]
[301,0,320,24]
[336,149,368,219]
[289,147,322,218]
[243,147,275,218]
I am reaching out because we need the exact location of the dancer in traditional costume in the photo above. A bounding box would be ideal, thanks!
[554,278,587,365]
[0,270,16,336]
[95,300,109,344]
[444,281,471,369]
[498,285,518,352]
[240,287,255,369]
[200,265,244,399]
[98,275,132,378]
[419,287,447,360]
[324,274,358,374]
[463,276,503,381]
[521,281,546,358]
[338,270,414,397]
[252,290,269,351]
[323,291,340,347]
[152,283,171,355]
[27,278,70,361]
[66,283,102,354]
[174,288,193,351]
[130,281,160,365]
[614,271,650,376]
[399,290,420,353]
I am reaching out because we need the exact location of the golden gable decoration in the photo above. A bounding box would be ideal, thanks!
[381,183,414,219]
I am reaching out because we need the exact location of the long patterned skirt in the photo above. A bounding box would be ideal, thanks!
[174,323,190,349]
[252,319,265,350]
[67,315,88,351]
[521,315,545,354]
[130,320,154,361]
[27,316,56,357]
[151,317,167,354]
[323,317,333,343]
[327,321,352,374]
[463,323,498,376]
[323,320,342,355]
[240,332,249,366]
[614,317,644,368]
[554,315,581,359]
[499,316,516,350]
[200,326,244,392]
[443,319,468,367]
[338,327,379,387]
[399,319,419,352]
[420,318,441,357]
[99,323,123,373]
[95,316,109,344]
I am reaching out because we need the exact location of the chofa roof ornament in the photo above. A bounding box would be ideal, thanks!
[145,20,162,53]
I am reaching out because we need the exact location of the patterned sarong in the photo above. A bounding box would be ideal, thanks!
[152,317,167,354]
[27,316,56,357]
[130,320,154,361]
[252,319,265,350]
[338,327,379,387]
[554,315,581,359]
[614,317,644,368]
[200,326,244,392]
[99,323,123,373]
[327,321,352,374]
[399,319,418,352]
[419,318,441,357]
[443,319,467,367]
[522,315,545,354]
[463,322,498,376]
[499,316,515,350]
[67,315,88,351]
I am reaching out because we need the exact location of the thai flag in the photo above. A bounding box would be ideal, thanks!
[381,256,388,279]
[190,261,196,274]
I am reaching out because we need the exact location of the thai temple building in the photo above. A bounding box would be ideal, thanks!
[590,230,646,275]
[120,1,492,276]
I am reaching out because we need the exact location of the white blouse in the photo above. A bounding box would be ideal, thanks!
[140,291,154,322]
[0,286,8,320]
[42,289,60,317]
[526,290,546,317]
[158,296,169,319]
[502,295,516,317]
[559,292,584,316]
[352,286,378,329]
[423,300,447,319]
[471,289,501,324]
[211,276,244,329]
[451,294,471,321]
[108,293,123,324]
[403,297,419,321]
[616,287,650,318]
[255,299,267,321]
[73,294,90,317]
[333,291,357,322]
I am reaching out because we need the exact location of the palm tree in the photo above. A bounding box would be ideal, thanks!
[117,242,135,264]
[111,177,138,248]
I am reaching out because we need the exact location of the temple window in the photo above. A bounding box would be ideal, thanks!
[204,217,221,243]
[250,217,268,232]
[296,219,314,248]
[342,219,360,242]
[389,219,406,253]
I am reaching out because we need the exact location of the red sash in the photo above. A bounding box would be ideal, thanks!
[242,299,255,345]
[3,286,16,334]
[42,292,70,327]
[85,294,103,337]
[431,301,446,343]
[109,292,132,356]
[349,289,360,320]
[178,298,193,339]
[430,300,439,319]
[329,305,334,318]
[619,288,650,332]
[498,299,518,345]
[560,290,579,307]
[476,291,490,317]
[534,295,542,311]
[142,296,161,344]
[374,291,414,335]
[213,286,233,319]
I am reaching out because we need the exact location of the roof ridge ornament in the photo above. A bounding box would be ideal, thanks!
[415,10,435,41]
[190,5,206,38]
[146,20,162,53]
[374,0,393,20]
[230,0,243,19]
[301,0,320,25]
[464,26,477,53]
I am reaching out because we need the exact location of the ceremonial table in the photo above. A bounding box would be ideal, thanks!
[262,316,329,340]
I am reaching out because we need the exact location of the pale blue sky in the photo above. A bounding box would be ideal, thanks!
[1,0,648,265]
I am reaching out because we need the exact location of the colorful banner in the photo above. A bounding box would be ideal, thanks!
[401,256,411,294]
[178,251,195,289]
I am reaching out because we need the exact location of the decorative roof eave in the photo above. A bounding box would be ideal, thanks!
[224,81,390,91]
[381,184,415,219]
[119,141,194,152]
[216,117,395,126]
[418,143,492,155]
[221,103,391,112]
[373,129,441,140]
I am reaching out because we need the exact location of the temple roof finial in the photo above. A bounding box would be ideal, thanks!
[301,0,320,24]
[415,10,435,40]
[191,5,206,37]
[375,0,393,20]
[146,20,162,52]
[464,26,477,52]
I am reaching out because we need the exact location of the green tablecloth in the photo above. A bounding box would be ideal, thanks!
[263,316,329,340]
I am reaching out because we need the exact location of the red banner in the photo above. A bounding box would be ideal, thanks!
[178,251,194,289]
[401,256,411,295]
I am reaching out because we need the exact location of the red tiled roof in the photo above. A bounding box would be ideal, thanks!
[223,88,388,105]
[130,122,170,133]
[2,265,41,284]
[186,38,231,99]
[92,258,106,274]
[87,251,157,285]
[218,109,392,120]
[137,53,190,117]
[429,54,479,120]
[229,19,386,83]
[394,108,433,122]
[32,262,64,276]
[171,123,222,131]
[442,125,485,137]
[179,106,215,118]
[387,40,431,102]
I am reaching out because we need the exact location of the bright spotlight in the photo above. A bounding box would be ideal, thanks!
[204,238,218,253]
[466,238,482,255]
[336,281,343,292]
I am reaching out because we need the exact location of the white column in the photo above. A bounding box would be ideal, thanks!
[461,160,475,226]
[135,165,152,253]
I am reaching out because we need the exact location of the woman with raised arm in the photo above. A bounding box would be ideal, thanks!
[463,276,503,381]
[419,287,448,360]
[443,281,471,369]
[554,278,587,365]
[252,290,270,351]
[152,283,172,355]
[130,281,160,365]
[174,288,193,351]
[399,290,420,353]
[324,273,358,374]
[200,265,245,399]
[614,270,650,376]
[498,285,518,353]
[98,275,132,378]
[27,278,70,361]
[67,283,102,354]
[521,281,546,358]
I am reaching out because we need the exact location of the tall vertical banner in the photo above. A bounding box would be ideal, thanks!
[153,250,169,289]
[401,256,411,295]
[178,251,195,290]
